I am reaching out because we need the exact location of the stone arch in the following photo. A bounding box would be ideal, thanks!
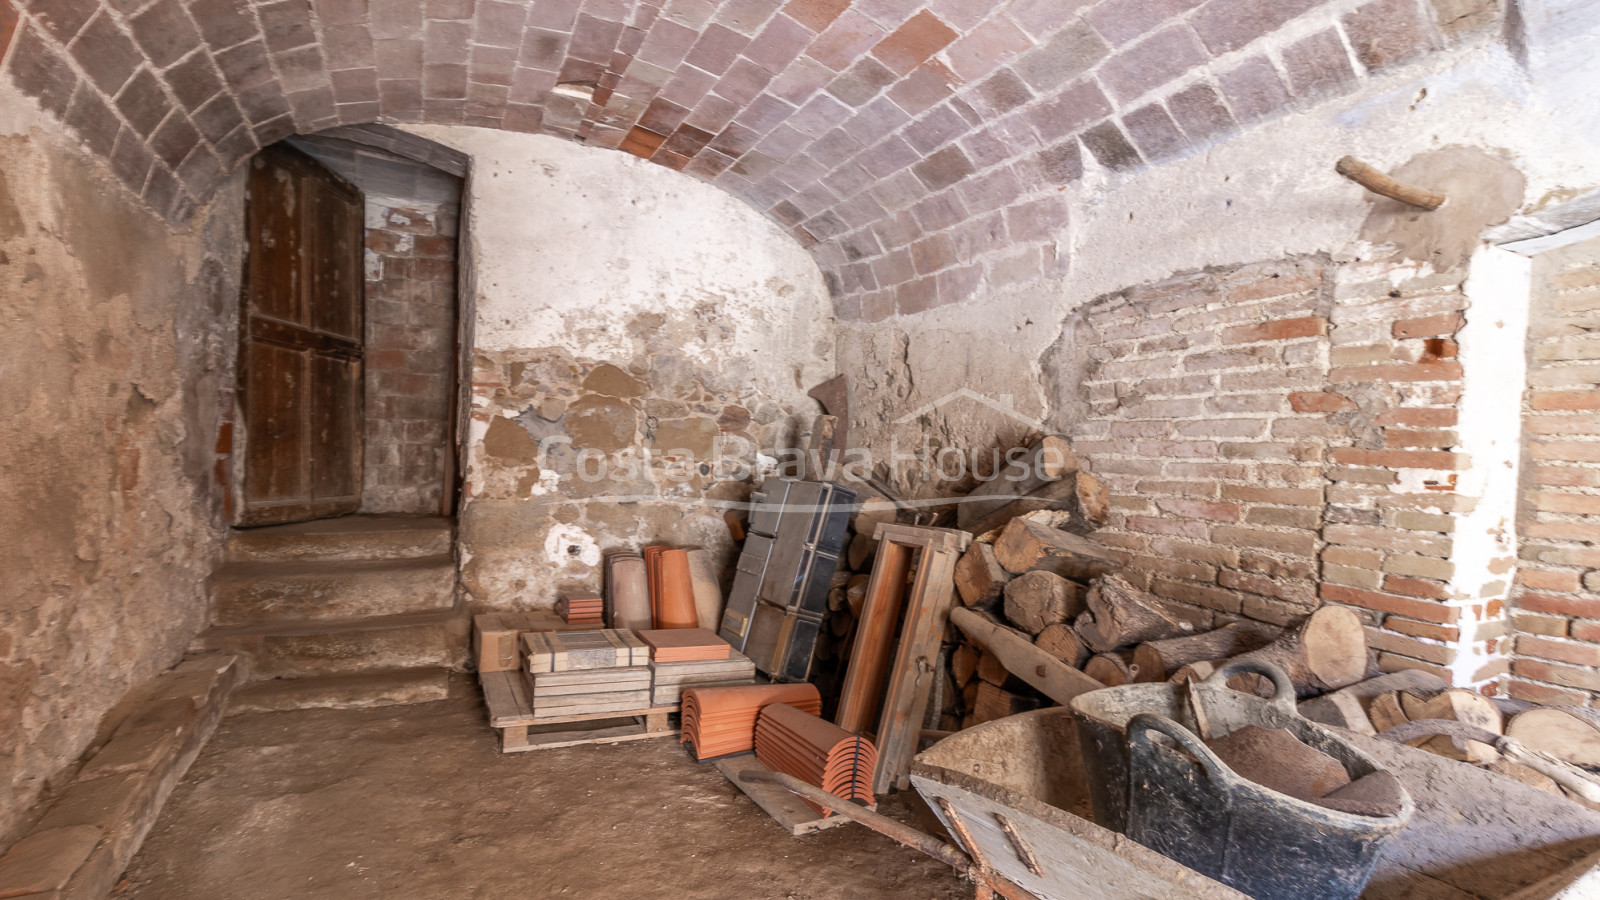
[5,0,1451,318]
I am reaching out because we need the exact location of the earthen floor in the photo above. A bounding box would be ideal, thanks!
[118,677,969,899]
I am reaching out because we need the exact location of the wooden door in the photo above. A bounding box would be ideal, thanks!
[237,144,365,526]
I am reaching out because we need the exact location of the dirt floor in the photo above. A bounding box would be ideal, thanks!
[118,677,970,900]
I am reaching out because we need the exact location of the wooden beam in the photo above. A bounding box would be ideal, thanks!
[950,607,1103,705]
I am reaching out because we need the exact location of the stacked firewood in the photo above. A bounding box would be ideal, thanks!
[943,511,1387,728]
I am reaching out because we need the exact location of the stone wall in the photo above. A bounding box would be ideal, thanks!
[362,197,458,514]
[1513,234,1600,705]
[410,127,836,611]
[0,98,241,844]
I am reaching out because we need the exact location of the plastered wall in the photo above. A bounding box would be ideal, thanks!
[408,127,836,610]
[0,93,241,844]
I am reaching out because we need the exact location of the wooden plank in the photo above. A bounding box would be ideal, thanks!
[957,435,1078,529]
[716,755,863,836]
[533,692,653,716]
[500,716,682,753]
[949,607,1103,705]
[836,541,914,735]
[874,522,973,554]
[529,665,651,688]
[482,670,675,727]
[873,545,962,793]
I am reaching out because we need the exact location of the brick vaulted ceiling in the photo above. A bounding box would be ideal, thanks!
[4,0,1445,319]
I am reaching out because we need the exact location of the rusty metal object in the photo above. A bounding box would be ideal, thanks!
[807,375,850,453]
[937,797,992,871]
[993,814,1044,876]
[1336,156,1446,210]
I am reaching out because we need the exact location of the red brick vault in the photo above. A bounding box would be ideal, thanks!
[5,0,1461,317]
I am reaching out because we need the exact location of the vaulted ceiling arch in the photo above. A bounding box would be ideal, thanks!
[5,0,1448,318]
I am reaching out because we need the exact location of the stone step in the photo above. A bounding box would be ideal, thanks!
[229,668,453,713]
[225,515,454,563]
[211,555,458,627]
[194,608,470,680]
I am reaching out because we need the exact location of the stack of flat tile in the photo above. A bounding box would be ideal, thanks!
[645,545,699,629]
[754,703,878,817]
[638,628,730,662]
[606,552,651,631]
[522,629,651,718]
[649,652,756,706]
[557,595,604,626]
[681,683,821,760]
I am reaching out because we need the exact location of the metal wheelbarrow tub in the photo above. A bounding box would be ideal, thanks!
[1071,661,1412,900]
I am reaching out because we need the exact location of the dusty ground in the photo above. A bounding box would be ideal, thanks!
[118,678,970,900]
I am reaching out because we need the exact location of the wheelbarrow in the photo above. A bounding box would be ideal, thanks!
[740,668,1600,899]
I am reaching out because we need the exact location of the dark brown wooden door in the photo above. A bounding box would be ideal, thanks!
[237,144,364,526]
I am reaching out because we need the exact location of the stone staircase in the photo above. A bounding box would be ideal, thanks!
[194,516,468,711]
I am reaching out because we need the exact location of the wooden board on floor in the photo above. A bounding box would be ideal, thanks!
[715,754,868,837]
[480,670,677,727]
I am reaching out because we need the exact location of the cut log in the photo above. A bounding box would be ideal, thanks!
[1369,692,1409,734]
[958,434,1080,529]
[951,645,978,687]
[1074,575,1190,654]
[971,682,1040,726]
[1085,652,1139,687]
[853,487,898,536]
[965,470,1113,541]
[1170,661,1218,685]
[845,575,868,618]
[949,607,1104,705]
[1297,669,1450,735]
[1034,623,1090,669]
[1003,570,1084,636]
[1398,689,1502,763]
[992,519,1121,580]
[1507,707,1600,767]
[1132,622,1276,681]
[976,651,1010,687]
[847,531,876,570]
[1224,605,1367,698]
[954,543,1010,608]
[961,681,979,712]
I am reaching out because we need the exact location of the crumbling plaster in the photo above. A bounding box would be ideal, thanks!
[405,127,836,610]
[838,29,1600,488]
[0,92,242,844]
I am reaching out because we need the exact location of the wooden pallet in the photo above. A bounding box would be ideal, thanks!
[715,754,869,836]
[479,670,680,754]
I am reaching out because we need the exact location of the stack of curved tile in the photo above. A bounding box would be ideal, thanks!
[605,552,651,632]
[754,703,877,817]
[681,683,821,761]
[646,546,698,630]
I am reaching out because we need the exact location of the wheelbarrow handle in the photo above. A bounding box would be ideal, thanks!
[1205,658,1298,712]
[1127,713,1233,791]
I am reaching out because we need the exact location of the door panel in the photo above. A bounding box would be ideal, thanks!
[237,143,365,526]
[242,342,307,503]
[310,354,360,500]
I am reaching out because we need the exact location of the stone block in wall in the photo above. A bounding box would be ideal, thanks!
[0,655,239,900]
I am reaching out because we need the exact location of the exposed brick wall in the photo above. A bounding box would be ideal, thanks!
[1071,255,1505,684]
[363,199,458,514]
[4,0,1470,310]
[1514,235,1600,705]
